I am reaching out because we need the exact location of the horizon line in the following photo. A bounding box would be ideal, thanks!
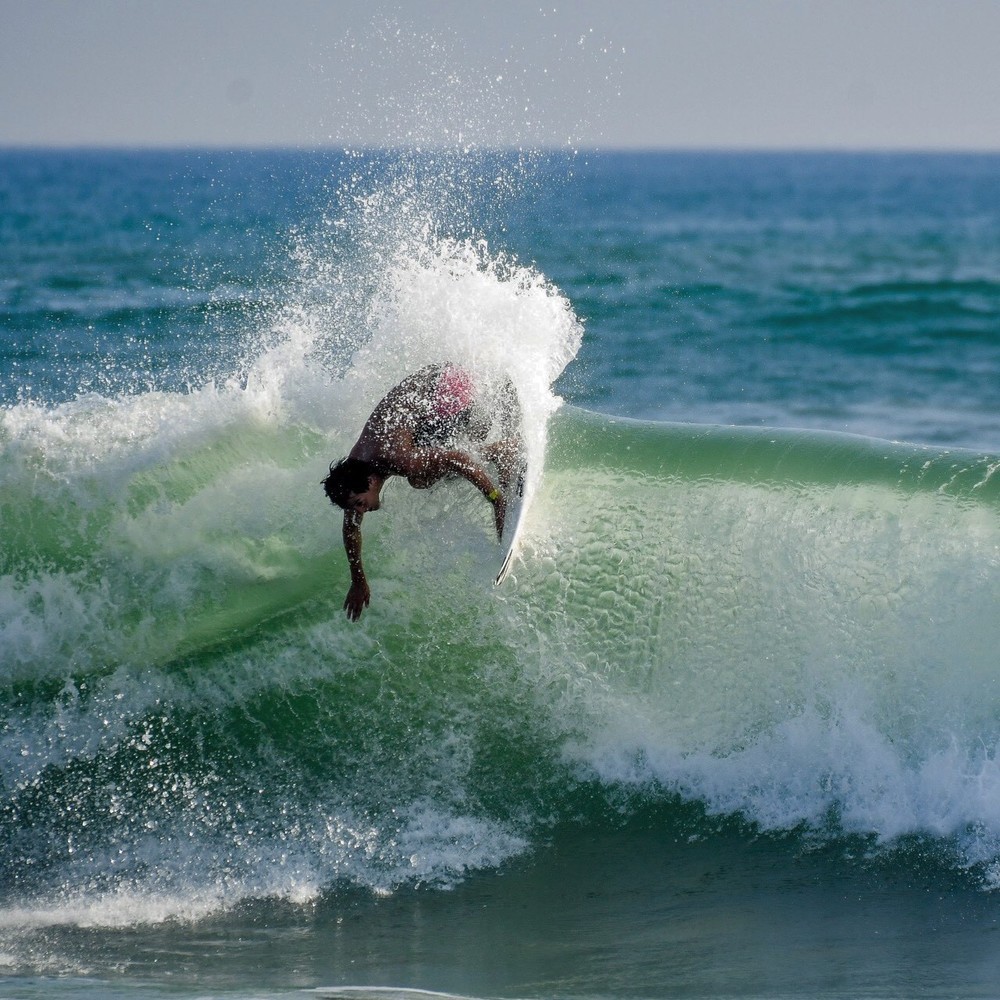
[3,141,1000,157]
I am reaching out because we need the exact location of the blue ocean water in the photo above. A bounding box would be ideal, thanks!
[2,148,1000,999]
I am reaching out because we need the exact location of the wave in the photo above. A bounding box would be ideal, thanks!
[2,150,1000,928]
[3,363,1000,927]
[541,409,1000,855]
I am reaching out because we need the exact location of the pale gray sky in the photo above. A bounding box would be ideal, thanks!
[3,0,1000,150]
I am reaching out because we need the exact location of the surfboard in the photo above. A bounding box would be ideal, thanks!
[485,377,531,587]
[494,470,528,586]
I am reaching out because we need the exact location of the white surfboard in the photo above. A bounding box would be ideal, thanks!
[494,472,529,586]
[485,378,532,587]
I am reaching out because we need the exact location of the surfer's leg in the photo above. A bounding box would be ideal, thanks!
[480,378,523,492]
[483,436,523,493]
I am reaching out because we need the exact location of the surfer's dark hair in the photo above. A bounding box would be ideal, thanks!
[322,457,375,509]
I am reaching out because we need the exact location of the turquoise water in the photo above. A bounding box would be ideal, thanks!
[2,149,1000,999]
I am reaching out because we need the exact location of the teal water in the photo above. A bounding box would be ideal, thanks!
[2,149,1000,999]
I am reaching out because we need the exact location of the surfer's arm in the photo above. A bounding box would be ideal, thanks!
[342,511,370,621]
[405,447,506,539]
[443,449,506,540]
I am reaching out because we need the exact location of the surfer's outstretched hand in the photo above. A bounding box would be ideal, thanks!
[344,579,371,621]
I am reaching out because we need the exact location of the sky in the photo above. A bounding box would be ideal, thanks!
[3,0,1000,151]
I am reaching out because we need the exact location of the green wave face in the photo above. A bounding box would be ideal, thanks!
[2,395,1000,920]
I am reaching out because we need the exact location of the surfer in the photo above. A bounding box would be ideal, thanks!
[323,364,521,621]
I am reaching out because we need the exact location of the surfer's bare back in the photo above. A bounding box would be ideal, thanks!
[323,364,519,621]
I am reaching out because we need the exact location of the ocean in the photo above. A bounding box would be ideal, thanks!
[1,147,1000,1000]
